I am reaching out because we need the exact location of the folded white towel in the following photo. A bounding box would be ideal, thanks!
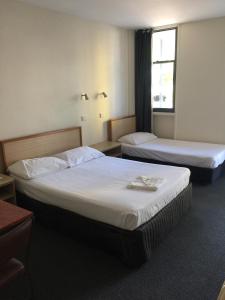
[127,176,165,192]
[127,181,157,191]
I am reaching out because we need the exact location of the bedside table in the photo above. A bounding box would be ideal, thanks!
[91,141,122,158]
[0,174,16,204]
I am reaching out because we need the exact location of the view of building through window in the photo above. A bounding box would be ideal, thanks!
[152,28,177,112]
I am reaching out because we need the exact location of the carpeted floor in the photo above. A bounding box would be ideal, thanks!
[2,176,225,300]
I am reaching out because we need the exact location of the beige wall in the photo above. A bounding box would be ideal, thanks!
[154,17,225,144]
[153,114,175,139]
[0,0,134,148]
[175,17,225,143]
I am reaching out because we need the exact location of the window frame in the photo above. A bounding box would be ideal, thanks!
[152,27,178,113]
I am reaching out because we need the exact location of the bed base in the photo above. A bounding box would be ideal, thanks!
[122,154,225,184]
[17,184,192,267]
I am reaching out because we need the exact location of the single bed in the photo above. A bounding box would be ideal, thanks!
[1,127,192,266]
[108,115,225,183]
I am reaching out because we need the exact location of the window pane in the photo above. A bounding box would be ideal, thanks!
[152,29,176,62]
[152,63,174,110]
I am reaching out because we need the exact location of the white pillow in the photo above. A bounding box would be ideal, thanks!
[118,132,157,145]
[8,157,68,180]
[54,146,105,167]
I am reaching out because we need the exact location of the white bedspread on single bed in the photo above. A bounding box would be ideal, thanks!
[15,156,190,231]
[122,139,225,169]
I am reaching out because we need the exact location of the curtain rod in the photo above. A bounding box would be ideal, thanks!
[135,29,152,33]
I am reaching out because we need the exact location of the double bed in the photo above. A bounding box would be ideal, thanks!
[109,115,225,183]
[1,127,192,266]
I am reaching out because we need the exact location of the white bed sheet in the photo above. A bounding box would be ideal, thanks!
[122,139,225,169]
[15,156,190,231]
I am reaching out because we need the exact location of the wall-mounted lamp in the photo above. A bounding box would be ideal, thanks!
[99,92,108,98]
[81,93,89,100]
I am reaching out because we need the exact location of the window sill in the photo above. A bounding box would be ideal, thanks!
[153,112,176,117]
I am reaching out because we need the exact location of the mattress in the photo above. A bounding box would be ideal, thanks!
[122,138,225,169]
[15,156,190,231]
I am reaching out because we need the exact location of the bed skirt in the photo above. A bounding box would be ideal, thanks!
[122,154,225,184]
[17,184,192,267]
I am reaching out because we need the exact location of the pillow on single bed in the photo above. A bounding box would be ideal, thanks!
[54,146,105,167]
[8,157,69,180]
[118,132,157,145]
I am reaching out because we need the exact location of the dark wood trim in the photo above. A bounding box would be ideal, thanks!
[108,122,113,142]
[173,26,178,113]
[0,200,33,233]
[153,26,177,33]
[78,127,83,147]
[153,60,175,64]
[153,108,175,113]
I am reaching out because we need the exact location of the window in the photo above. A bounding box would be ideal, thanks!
[152,28,177,112]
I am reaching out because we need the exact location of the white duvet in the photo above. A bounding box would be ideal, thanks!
[15,156,190,231]
[122,138,225,169]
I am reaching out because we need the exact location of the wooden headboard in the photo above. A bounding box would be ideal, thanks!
[108,115,136,142]
[1,127,82,169]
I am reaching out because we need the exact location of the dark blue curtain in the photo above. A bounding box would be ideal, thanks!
[135,29,152,132]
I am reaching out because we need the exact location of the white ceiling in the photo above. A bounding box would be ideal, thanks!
[18,0,225,28]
